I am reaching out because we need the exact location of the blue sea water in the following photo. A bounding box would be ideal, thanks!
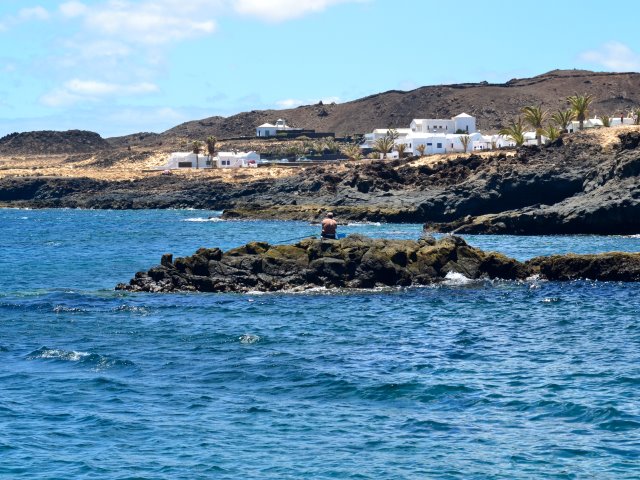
[1,209,640,479]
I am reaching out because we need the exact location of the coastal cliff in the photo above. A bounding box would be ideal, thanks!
[3,128,640,235]
[116,235,640,293]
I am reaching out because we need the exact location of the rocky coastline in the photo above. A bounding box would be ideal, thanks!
[3,129,640,235]
[116,235,640,293]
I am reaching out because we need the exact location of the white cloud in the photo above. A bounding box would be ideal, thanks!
[18,6,50,21]
[40,79,159,106]
[580,41,640,71]
[84,2,217,46]
[234,0,361,22]
[59,1,89,18]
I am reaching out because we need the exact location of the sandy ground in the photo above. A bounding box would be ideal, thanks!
[1,126,637,182]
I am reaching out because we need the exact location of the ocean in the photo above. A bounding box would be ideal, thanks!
[1,209,640,478]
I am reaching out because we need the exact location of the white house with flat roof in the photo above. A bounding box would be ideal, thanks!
[410,113,476,134]
[401,131,484,155]
[215,151,260,168]
[256,118,295,137]
[156,152,213,170]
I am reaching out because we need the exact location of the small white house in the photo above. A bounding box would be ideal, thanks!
[256,118,295,137]
[472,134,516,151]
[410,113,477,134]
[215,151,260,168]
[157,152,212,170]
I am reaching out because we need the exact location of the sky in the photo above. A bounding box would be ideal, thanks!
[0,0,639,138]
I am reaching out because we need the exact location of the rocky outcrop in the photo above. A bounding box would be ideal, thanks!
[528,252,640,281]
[117,234,640,293]
[116,235,529,293]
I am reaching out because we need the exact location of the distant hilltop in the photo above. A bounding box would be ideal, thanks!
[4,69,640,154]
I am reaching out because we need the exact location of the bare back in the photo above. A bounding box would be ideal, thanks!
[321,218,337,235]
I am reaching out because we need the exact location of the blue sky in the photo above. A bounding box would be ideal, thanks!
[0,0,639,138]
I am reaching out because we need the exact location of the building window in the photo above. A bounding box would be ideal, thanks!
[437,143,442,148]
[427,143,432,146]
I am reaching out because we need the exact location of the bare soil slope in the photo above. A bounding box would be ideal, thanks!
[108,69,640,148]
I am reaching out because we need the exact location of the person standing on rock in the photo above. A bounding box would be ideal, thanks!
[321,212,338,239]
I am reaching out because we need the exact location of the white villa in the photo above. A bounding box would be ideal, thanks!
[363,112,559,157]
[156,151,260,170]
[215,151,260,168]
[256,119,295,137]
[157,152,212,170]
[410,112,476,134]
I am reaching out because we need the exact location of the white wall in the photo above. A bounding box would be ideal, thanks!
[453,116,476,133]
[256,127,277,137]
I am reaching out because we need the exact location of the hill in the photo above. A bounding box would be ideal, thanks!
[108,69,640,148]
[0,130,111,155]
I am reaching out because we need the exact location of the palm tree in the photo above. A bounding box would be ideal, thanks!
[459,135,471,153]
[499,118,527,147]
[374,136,394,160]
[192,140,203,169]
[600,115,611,127]
[567,93,594,130]
[551,109,575,133]
[522,105,548,146]
[544,124,561,142]
[416,144,427,157]
[395,142,407,158]
[341,144,363,161]
[206,136,217,156]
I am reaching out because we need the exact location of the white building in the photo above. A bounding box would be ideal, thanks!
[215,151,260,168]
[361,128,412,148]
[402,131,484,155]
[410,113,477,134]
[157,152,212,170]
[256,119,295,137]
[472,134,516,151]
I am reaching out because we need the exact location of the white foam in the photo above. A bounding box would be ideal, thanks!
[342,222,382,227]
[443,271,472,285]
[38,348,90,361]
[239,334,260,344]
[183,217,223,223]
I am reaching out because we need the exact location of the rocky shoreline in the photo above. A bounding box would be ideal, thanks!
[3,129,640,235]
[116,235,640,293]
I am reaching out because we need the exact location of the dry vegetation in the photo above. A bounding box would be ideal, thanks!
[2,126,639,183]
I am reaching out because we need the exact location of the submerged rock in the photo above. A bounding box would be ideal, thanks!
[116,235,532,293]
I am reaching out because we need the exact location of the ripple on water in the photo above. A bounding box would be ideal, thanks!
[26,347,135,370]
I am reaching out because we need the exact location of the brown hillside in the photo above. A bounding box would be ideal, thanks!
[108,69,640,148]
[0,130,111,155]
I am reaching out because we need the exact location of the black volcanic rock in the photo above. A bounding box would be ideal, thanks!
[116,235,531,293]
[116,235,640,293]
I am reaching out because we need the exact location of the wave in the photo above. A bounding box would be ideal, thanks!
[342,222,382,227]
[183,217,223,223]
[443,271,473,285]
[239,334,261,344]
[26,346,135,370]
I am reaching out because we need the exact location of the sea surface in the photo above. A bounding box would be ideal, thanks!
[1,209,640,479]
